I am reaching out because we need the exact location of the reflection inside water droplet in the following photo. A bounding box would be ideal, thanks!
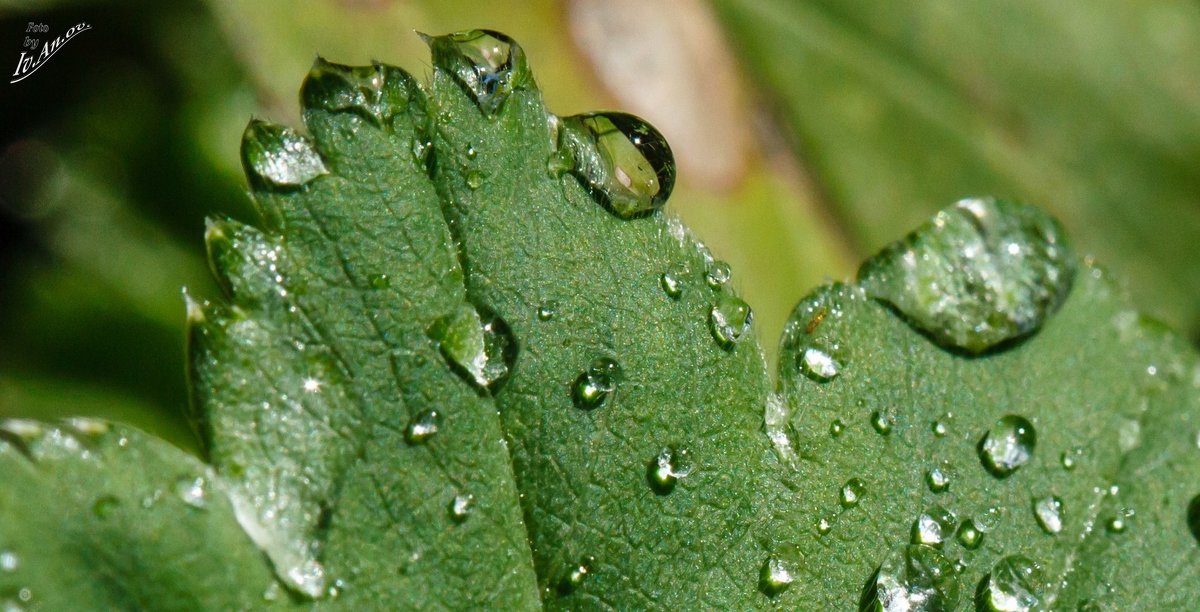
[840,478,866,508]
[426,29,528,116]
[911,505,957,548]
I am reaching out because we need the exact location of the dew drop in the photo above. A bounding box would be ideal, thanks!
[241,121,328,188]
[816,516,834,535]
[0,551,17,572]
[978,415,1036,478]
[979,555,1043,612]
[301,57,419,128]
[536,301,558,321]
[800,348,840,381]
[426,29,528,116]
[1032,495,1063,535]
[465,144,478,160]
[931,421,947,437]
[911,505,957,548]
[858,197,1074,353]
[709,294,753,348]
[647,446,694,495]
[554,111,676,218]
[557,555,595,595]
[262,582,284,602]
[368,273,390,289]
[449,493,475,523]
[1105,508,1133,534]
[405,410,441,444]
[1060,446,1083,471]
[1186,494,1200,545]
[956,520,984,550]
[870,410,895,436]
[830,419,846,437]
[429,304,517,391]
[466,170,484,190]
[759,554,800,597]
[176,476,209,509]
[571,358,622,410]
[840,478,866,508]
[926,465,951,493]
[861,544,961,611]
[659,272,683,299]
[705,261,732,288]
[93,495,119,519]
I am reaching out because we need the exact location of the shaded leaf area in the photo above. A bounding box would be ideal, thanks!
[0,420,274,610]
[771,258,1200,608]
[711,0,1200,340]
[188,60,538,606]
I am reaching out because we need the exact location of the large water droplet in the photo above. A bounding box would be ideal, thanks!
[979,555,1043,612]
[426,29,529,116]
[1032,495,1064,535]
[861,544,961,611]
[709,294,753,348]
[176,476,209,509]
[858,197,1075,353]
[840,478,866,508]
[301,58,421,127]
[555,112,676,218]
[571,358,622,410]
[800,347,840,381]
[647,446,694,495]
[241,121,328,188]
[429,304,517,391]
[911,505,957,548]
[978,415,1037,478]
[405,410,441,444]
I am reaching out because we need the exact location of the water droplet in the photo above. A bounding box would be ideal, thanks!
[449,493,475,523]
[241,121,328,188]
[926,465,951,493]
[830,419,846,437]
[870,410,894,436]
[412,139,432,163]
[368,274,390,289]
[536,301,558,321]
[709,294,753,348]
[1032,495,1063,535]
[1060,446,1083,471]
[176,476,209,509]
[816,516,833,535]
[861,544,961,611]
[759,554,800,597]
[466,170,484,190]
[1105,508,1133,534]
[0,551,17,572]
[705,261,732,288]
[979,555,1043,612]
[978,415,1037,478]
[426,29,529,116]
[931,421,947,437]
[557,555,595,595]
[465,144,478,160]
[93,495,119,519]
[647,446,694,495]
[858,197,1075,353]
[800,348,840,381]
[571,358,621,410]
[1186,494,1200,545]
[429,304,517,391]
[956,520,984,550]
[284,559,328,600]
[840,478,866,508]
[262,582,284,602]
[554,112,676,218]
[911,505,957,548]
[659,272,683,299]
[405,410,441,444]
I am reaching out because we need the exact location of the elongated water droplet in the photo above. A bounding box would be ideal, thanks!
[861,544,961,611]
[858,198,1074,353]
[301,58,421,127]
[449,493,475,523]
[659,272,683,299]
[705,261,731,288]
[242,121,328,188]
[426,29,529,116]
[709,294,753,348]
[800,347,840,381]
[871,410,894,436]
[176,476,209,509]
[911,505,957,548]
[840,478,866,508]
[555,111,675,218]
[759,553,801,597]
[557,555,595,595]
[978,415,1036,478]
[1033,495,1063,535]
[926,465,951,493]
[647,446,694,495]
[979,555,1043,612]
[405,410,441,444]
[956,520,984,550]
[429,304,517,391]
[572,358,621,410]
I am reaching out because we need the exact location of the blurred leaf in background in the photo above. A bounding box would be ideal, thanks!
[1,0,1197,440]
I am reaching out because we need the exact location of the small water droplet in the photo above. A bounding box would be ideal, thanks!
[816,516,833,535]
[1186,494,1200,545]
[840,478,866,508]
[466,170,484,190]
[262,582,284,602]
[1032,495,1063,535]
[759,554,800,597]
[426,29,528,116]
[241,121,328,188]
[449,493,475,523]
[978,415,1037,478]
[0,551,17,572]
[176,476,209,509]
[709,294,753,348]
[830,419,846,437]
[861,544,961,611]
[1105,508,1133,534]
[956,520,984,550]
[368,274,390,289]
[659,272,683,299]
[979,555,1043,612]
[911,505,957,548]
[931,421,947,437]
[429,304,517,391]
[93,495,119,519]
[405,410,441,444]
[926,465,951,493]
[557,555,595,595]
[858,197,1075,353]
[554,112,676,218]
[571,358,622,410]
[412,139,432,163]
[870,410,894,435]
[800,348,840,381]
[465,144,478,160]
[705,261,731,288]
[647,446,694,495]
[1060,446,1082,471]
[536,301,558,321]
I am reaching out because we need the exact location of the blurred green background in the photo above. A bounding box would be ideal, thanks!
[1,0,1197,452]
